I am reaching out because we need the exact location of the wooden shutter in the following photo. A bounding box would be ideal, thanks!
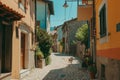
[103,5,106,36]
[100,4,106,38]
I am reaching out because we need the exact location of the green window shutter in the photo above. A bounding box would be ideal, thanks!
[100,4,107,38]
[103,5,106,36]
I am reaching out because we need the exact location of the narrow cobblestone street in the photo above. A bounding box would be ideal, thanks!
[22,53,90,80]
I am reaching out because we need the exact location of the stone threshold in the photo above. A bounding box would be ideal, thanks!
[20,69,30,79]
[0,72,11,80]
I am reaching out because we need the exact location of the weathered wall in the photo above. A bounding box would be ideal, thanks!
[68,21,86,47]
[97,56,120,80]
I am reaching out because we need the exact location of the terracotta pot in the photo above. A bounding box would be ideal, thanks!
[89,72,95,79]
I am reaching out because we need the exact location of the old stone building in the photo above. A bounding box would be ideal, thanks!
[62,18,87,55]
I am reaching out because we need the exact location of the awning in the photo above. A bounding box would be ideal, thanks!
[42,0,54,15]
[0,1,24,21]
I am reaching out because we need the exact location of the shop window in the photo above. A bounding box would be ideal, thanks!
[99,4,107,38]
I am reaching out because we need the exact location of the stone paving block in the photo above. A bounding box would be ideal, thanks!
[22,53,91,80]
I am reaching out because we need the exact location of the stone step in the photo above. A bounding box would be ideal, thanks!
[20,69,30,79]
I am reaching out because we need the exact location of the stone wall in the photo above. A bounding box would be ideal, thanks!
[97,56,120,80]
[68,21,87,47]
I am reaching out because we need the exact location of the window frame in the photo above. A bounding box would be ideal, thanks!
[18,0,28,12]
[99,4,107,38]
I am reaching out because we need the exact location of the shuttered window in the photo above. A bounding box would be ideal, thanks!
[99,5,106,38]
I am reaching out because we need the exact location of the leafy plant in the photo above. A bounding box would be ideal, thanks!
[45,56,51,65]
[75,24,88,48]
[36,47,44,58]
[88,64,97,74]
[36,27,53,58]
[60,40,64,47]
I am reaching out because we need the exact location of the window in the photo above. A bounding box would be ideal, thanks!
[31,32,34,45]
[99,4,106,38]
[16,27,19,38]
[19,0,28,12]
[116,23,120,32]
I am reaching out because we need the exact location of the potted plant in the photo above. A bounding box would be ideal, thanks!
[88,63,97,79]
[36,47,44,68]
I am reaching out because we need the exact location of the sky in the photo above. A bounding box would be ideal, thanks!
[50,0,78,28]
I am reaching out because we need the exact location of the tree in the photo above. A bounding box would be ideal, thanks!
[75,24,88,48]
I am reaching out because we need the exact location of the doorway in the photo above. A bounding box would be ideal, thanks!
[0,24,12,73]
[21,33,26,69]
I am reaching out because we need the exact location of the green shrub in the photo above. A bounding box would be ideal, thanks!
[45,56,51,65]
[88,64,97,74]
[75,24,88,48]
[49,48,53,54]
[36,47,44,58]
[36,27,53,58]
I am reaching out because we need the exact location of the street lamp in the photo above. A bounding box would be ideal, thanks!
[63,0,80,20]
[63,0,80,7]
[63,1,69,8]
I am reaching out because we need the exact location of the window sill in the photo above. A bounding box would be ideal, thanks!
[100,35,108,44]
[19,3,26,13]
[0,73,11,80]
[100,33,106,38]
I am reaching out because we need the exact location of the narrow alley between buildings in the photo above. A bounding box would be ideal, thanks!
[1,0,120,80]
[22,53,90,80]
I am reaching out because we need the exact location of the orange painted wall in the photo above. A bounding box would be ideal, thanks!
[96,0,120,60]
[77,5,93,21]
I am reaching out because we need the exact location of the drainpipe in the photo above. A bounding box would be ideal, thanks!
[93,0,96,64]
[0,20,1,75]
[45,2,47,31]
[35,0,37,67]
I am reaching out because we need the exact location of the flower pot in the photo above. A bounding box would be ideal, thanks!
[89,72,95,79]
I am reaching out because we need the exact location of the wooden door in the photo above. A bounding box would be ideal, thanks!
[0,23,12,73]
[0,26,2,73]
[21,33,25,69]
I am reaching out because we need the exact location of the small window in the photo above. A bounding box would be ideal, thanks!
[116,23,120,32]
[16,27,19,39]
[99,4,107,38]
[19,0,28,12]
[31,32,34,45]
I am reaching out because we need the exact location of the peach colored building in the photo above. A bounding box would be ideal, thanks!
[0,0,35,79]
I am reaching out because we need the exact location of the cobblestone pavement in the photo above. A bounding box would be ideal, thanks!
[22,53,90,80]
